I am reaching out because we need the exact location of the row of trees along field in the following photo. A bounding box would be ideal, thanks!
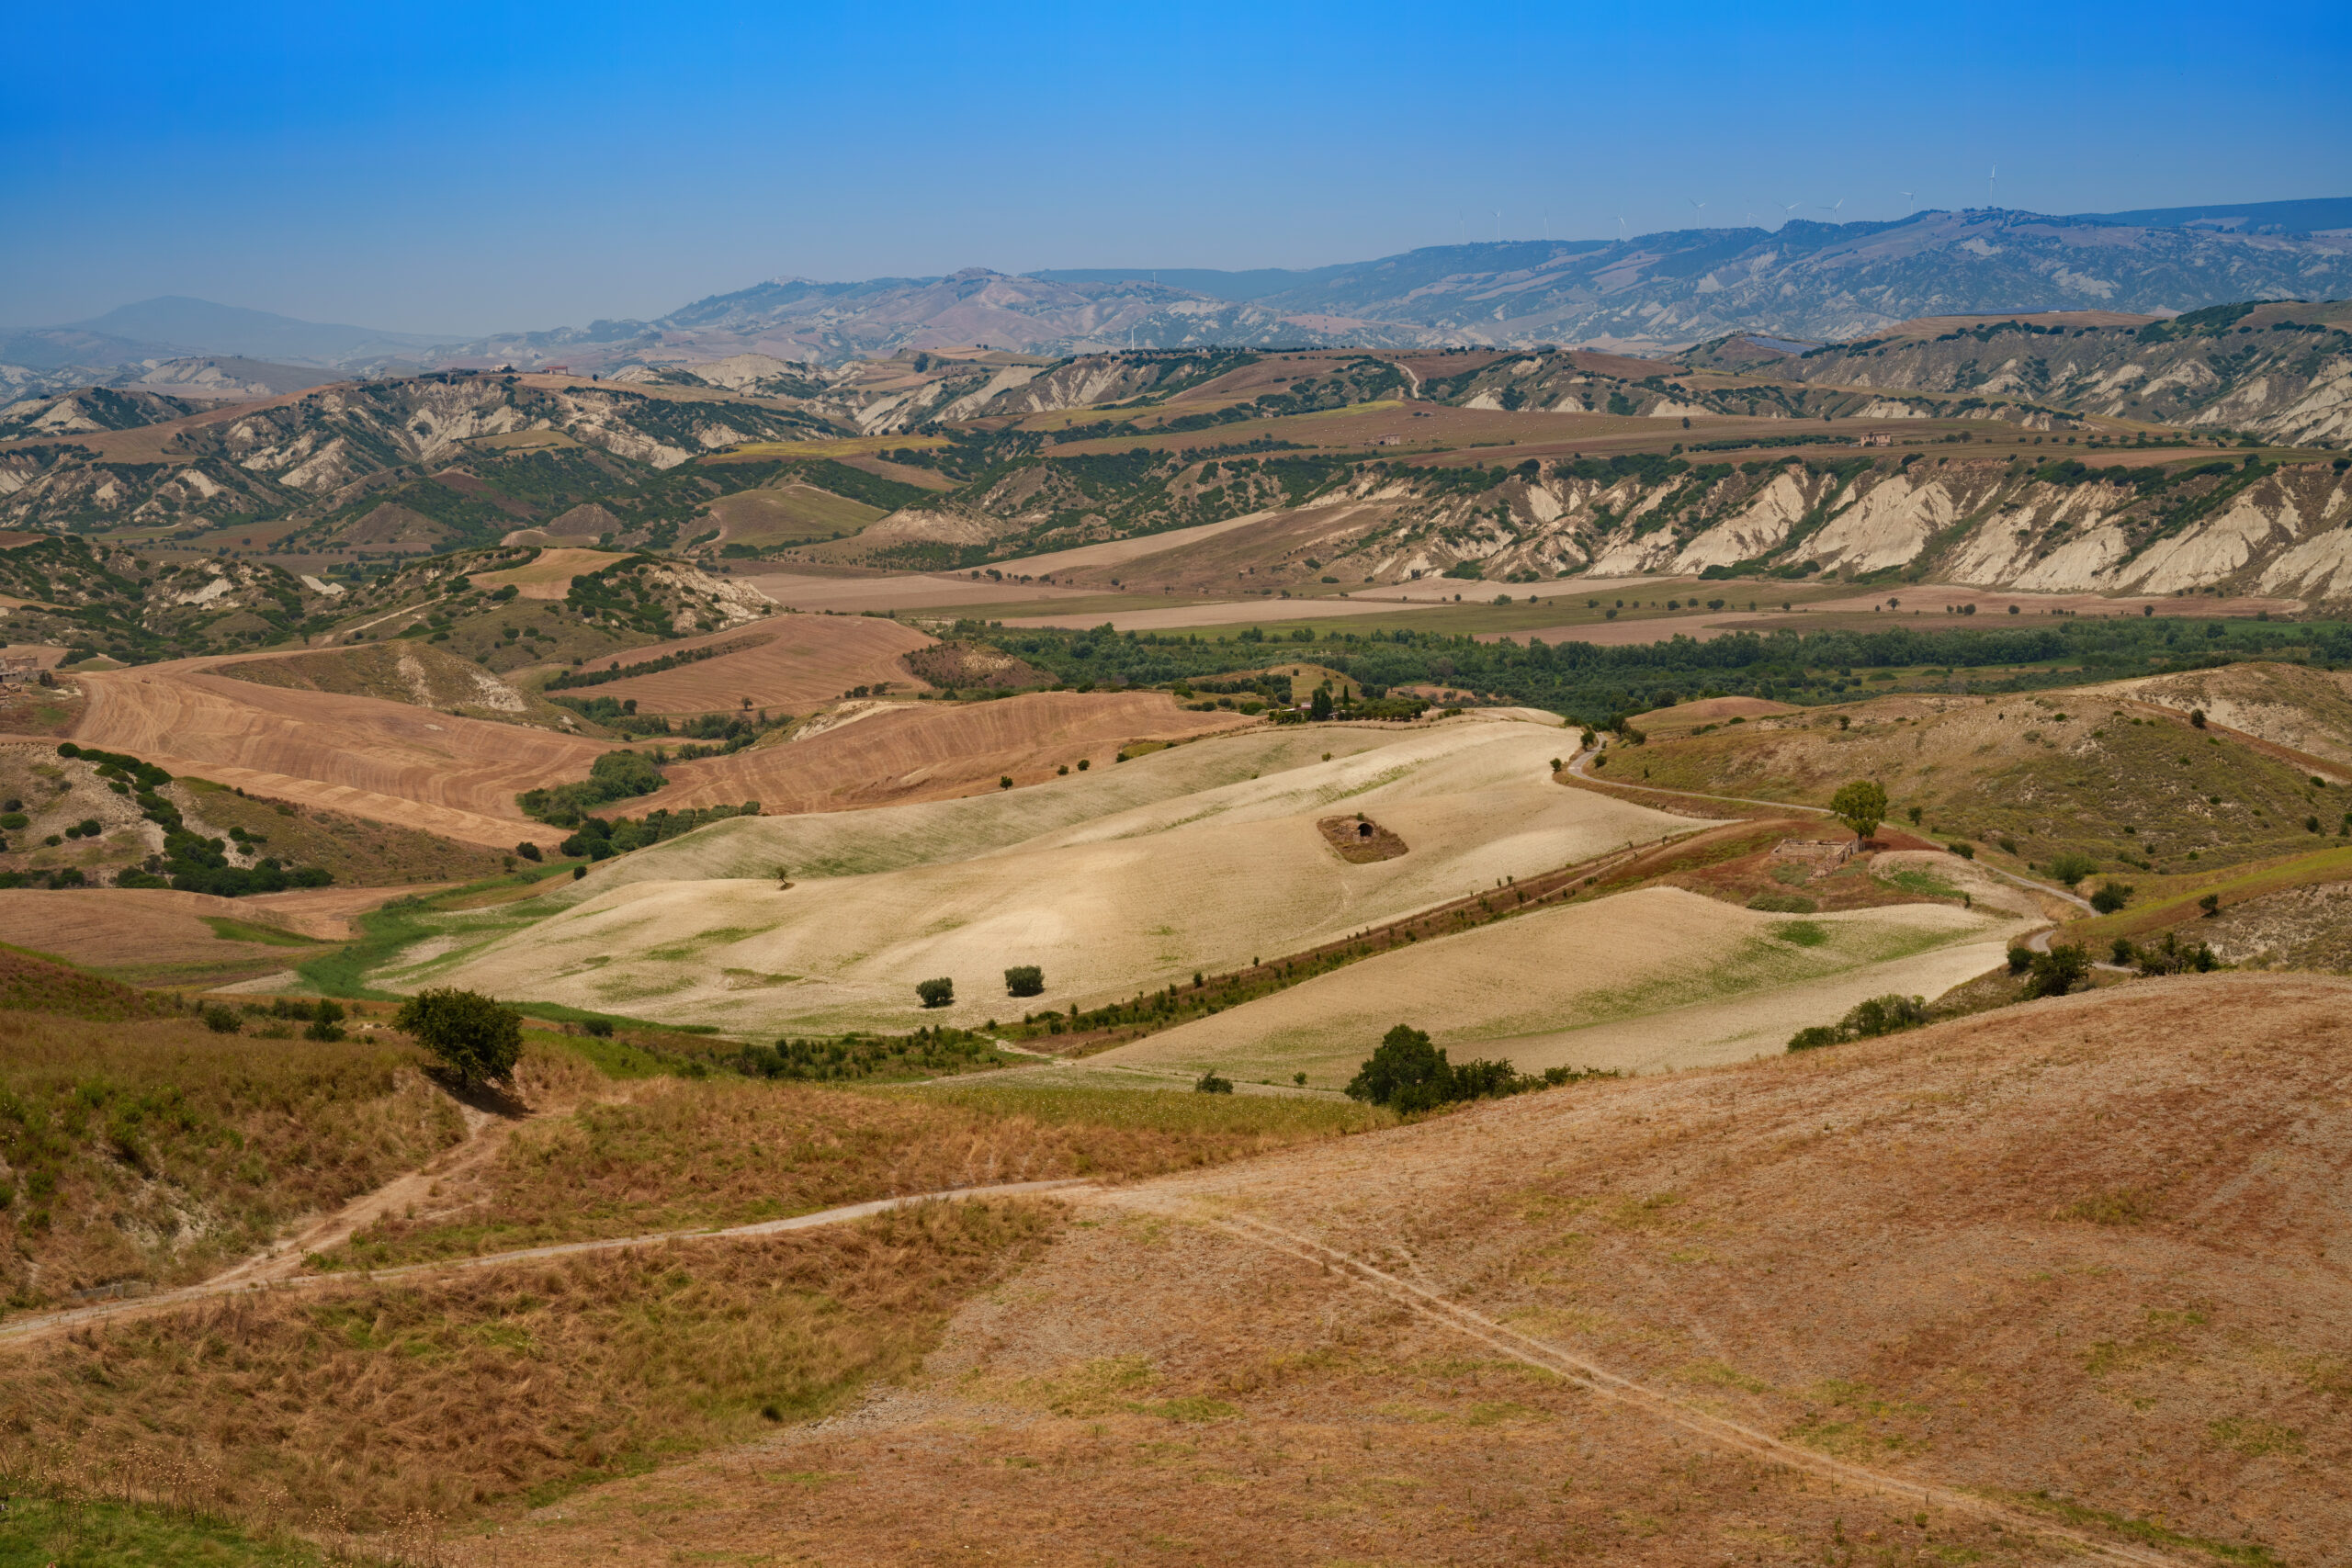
[973,616,2352,724]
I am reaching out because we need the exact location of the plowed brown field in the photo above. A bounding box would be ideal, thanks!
[635,691,1249,815]
[0,886,403,984]
[566,614,937,715]
[70,664,605,848]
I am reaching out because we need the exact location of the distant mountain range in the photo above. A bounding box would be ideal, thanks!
[6,200,2350,389]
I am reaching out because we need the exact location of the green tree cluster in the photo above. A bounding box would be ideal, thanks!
[395,987,523,1084]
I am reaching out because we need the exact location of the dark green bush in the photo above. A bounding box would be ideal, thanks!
[395,987,523,1084]
[2047,852,2099,887]
[2089,881,2135,915]
[916,977,955,1009]
[1787,992,1928,1050]
[2027,943,2091,998]
[1193,1071,1234,1094]
[1343,1023,1587,1111]
[1003,964,1045,998]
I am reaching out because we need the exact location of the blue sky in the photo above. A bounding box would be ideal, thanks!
[5,0,2346,333]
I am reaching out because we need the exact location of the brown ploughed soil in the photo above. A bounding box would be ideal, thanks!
[491,973,2348,1567]
[562,613,936,715]
[69,662,609,847]
[0,885,420,985]
[635,691,1250,814]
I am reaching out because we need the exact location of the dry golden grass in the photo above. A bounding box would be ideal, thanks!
[496,973,2352,1567]
[0,1198,1053,1533]
[319,1078,1389,1269]
[0,1009,464,1311]
[632,689,1248,815]
[1631,686,2341,876]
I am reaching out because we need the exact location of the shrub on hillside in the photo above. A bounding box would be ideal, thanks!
[2089,880,2136,914]
[916,977,955,1009]
[1788,992,1928,1050]
[2026,943,2091,998]
[395,987,523,1085]
[2046,852,2098,887]
[519,750,666,826]
[1003,964,1045,998]
[1343,1023,1594,1112]
[1193,1071,1234,1094]
[2115,930,2219,976]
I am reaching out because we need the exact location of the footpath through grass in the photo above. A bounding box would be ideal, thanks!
[2,1199,1053,1545]
[0,988,462,1316]
[315,1073,1393,1271]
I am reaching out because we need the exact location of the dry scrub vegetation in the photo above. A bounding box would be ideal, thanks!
[320,1079,1388,1269]
[0,998,464,1310]
[1628,685,2344,877]
[0,1199,1052,1533]
[177,778,513,886]
[494,974,2352,1567]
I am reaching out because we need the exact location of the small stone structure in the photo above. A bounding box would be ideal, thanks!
[1770,837,1857,879]
[1317,814,1408,863]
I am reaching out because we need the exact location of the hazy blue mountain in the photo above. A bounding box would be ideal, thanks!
[2071,196,2352,233]
[68,297,445,364]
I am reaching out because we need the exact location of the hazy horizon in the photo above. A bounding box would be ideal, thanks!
[6,0,2348,336]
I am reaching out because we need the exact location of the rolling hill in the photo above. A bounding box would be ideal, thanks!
[388,716,1695,1031]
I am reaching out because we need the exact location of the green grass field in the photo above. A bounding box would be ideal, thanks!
[0,1492,329,1567]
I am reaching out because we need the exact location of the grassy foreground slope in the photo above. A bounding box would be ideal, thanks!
[0,958,463,1312]
[1098,885,2029,1084]
[490,973,2352,1568]
[399,718,1696,1032]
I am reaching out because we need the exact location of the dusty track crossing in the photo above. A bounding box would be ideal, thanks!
[1170,1202,2191,1567]
[0,1179,1092,1349]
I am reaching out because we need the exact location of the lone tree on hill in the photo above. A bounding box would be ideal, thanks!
[396,987,523,1086]
[1830,779,1888,843]
[1345,1024,1452,1112]
[1004,964,1045,998]
[916,976,955,1009]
